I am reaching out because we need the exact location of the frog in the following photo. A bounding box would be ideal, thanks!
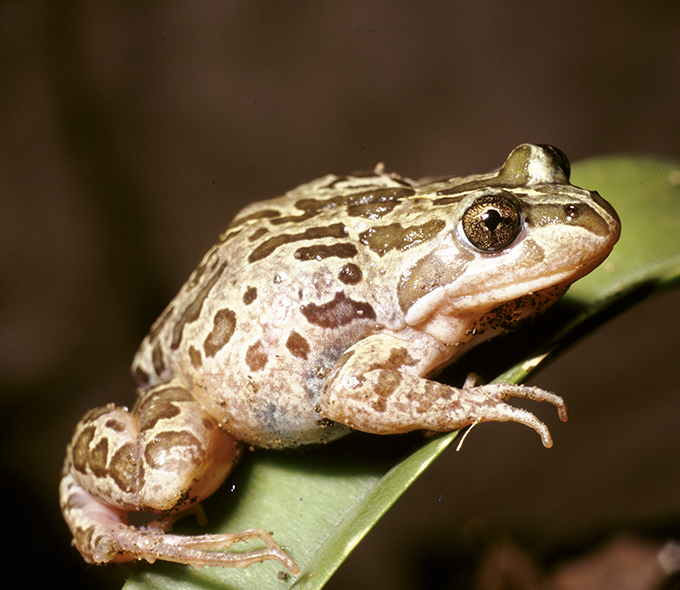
[60,144,620,575]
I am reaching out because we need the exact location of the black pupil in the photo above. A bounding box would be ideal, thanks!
[481,208,502,232]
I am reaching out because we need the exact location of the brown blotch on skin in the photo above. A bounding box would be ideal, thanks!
[286,331,311,360]
[82,405,116,425]
[188,345,202,368]
[411,381,437,414]
[152,343,166,376]
[370,372,403,413]
[134,366,150,386]
[338,263,363,285]
[320,171,407,190]
[269,210,318,225]
[137,387,192,432]
[229,208,282,229]
[71,426,95,474]
[218,227,243,243]
[434,176,509,196]
[186,246,226,290]
[293,186,416,221]
[186,257,209,291]
[104,419,126,433]
[432,194,465,205]
[109,442,141,493]
[145,430,205,469]
[404,380,453,416]
[383,347,418,371]
[247,227,269,242]
[359,219,446,257]
[203,308,237,358]
[242,286,257,305]
[345,187,416,220]
[245,340,268,372]
[294,242,357,261]
[346,201,402,220]
[363,348,417,412]
[147,304,175,343]
[397,249,471,313]
[248,223,347,263]
[301,291,376,328]
[171,261,227,350]
[72,427,109,478]
[524,201,611,237]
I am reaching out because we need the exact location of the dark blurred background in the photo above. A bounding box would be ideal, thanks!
[1,2,679,588]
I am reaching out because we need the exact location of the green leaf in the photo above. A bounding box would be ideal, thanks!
[123,155,680,590]
[567,155,680,302]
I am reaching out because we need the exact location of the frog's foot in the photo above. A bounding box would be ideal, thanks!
[131,528,300,573]
[458,378,569,448]
[59,470,300,574]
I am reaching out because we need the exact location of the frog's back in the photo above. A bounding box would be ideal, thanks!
[131,169,428,447]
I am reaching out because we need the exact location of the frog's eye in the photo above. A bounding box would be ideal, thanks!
[461,193,521,252]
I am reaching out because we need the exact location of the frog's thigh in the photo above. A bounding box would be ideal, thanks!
[320,334,564,446]
[61,380,300,572]
[67,379,237,513]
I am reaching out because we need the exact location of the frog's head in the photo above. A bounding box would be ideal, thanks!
[401,144,621,345]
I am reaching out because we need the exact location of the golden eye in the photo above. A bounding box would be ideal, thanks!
[462,193,521,251]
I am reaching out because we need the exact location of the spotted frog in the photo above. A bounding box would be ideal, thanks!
[60,144,620,574]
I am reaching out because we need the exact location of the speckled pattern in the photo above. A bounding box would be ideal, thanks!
[60,145,620,574]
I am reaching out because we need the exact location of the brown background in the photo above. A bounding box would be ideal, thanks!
[1,2,679,589]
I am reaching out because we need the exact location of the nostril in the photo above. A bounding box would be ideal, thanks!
[564,204,579,222]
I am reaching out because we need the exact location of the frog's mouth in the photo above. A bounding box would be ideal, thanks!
[406,231,613,327]
[453,257,603,311]
[405,274,578,351]
[402,228,617,352]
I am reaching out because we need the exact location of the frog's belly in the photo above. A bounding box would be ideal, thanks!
[191,372,351,448]
[182,337,355,448]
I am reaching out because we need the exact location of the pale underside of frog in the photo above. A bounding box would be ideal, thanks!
[60,144,620,575]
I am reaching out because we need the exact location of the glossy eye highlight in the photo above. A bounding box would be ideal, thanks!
[462,193,521,251]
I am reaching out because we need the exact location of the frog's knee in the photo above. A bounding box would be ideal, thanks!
[67,403,143,509]
[133,383,240,511]
[65,386,240,514]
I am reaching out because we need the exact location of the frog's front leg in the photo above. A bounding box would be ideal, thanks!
[320,333,568,448]
[60,379,299,574]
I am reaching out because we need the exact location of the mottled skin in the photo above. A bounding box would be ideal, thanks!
[60,145,620,574]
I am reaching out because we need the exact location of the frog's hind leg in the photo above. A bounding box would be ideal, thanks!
[59,470,299,573]
[60,379,299,574]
